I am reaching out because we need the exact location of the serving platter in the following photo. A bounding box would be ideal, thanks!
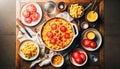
[16,0,104,69]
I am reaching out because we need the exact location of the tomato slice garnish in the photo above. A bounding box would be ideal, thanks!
[51,24,57,30]
[64,33,70,39]
[60,26,67,32]
[50,38,57,44]
[46,31,53,38]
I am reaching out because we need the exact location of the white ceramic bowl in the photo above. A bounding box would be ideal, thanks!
[70,48,88,66]
[19,39,40,61]
[81,28,102,51]
[51,54,64,67]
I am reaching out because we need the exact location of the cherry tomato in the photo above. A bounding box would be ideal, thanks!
[89,41,97,48]
[64,33,70,39]
[72,50,81,59]
[30,12,40,22]
[46,31,53,38]
[80,53,86,61]
[82,39,92,47]
[60,26,67,32]
[74,57,83,64]
[50,38,57,44]
[51,24,57,30]
[22,10,30,18]
[24,17,32,23]
[26,4,37,14]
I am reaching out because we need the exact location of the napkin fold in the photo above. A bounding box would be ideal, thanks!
[56,11,73,22]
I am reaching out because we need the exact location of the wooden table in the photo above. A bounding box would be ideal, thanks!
[16,0,104,69]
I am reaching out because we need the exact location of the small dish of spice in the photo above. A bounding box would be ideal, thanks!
[58,2,66,11]
[81,21,89,29]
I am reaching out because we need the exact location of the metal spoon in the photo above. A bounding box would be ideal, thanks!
[83,3,93,12]
[91,0,97,10]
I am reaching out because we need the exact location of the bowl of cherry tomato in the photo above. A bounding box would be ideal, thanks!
[70,48,88,66]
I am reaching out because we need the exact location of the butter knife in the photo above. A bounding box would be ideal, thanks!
[16,19,32,38]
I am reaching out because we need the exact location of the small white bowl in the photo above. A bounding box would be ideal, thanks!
[19,39,40,61]
[70,49,88,66]
[51,54,64,67]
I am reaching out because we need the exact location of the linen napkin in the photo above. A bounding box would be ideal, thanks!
[56,11,73,22]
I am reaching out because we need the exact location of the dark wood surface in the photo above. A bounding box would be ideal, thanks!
[0,0,120,69]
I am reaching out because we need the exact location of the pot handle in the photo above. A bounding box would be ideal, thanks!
[71,23,79,38]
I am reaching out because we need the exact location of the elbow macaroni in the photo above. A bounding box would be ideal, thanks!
[69,4,84,18]
[20,41,37,59]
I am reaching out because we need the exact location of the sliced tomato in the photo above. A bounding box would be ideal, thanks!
[60,26,67,32]
[51,24,57,30]
[22,10,30,18]
[50,38,57,44]
[26,4,37,14]
[30,15,36,22]
[46,31,53,38]
[24,17,32,23]
[32,12,40,19]
[89,41,97,48]
[64,33,70,39]
[30,12,40,22]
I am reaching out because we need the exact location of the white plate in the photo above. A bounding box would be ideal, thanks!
[19,40,40,61]
[21,2,42,26]
[81,28,102,51]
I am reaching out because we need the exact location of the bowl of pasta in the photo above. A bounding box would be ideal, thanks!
[37,17,78,51]
[19,39,40,61]
[68,3,84,18]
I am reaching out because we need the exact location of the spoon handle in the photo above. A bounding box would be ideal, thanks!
[91,0,97,10]
[83,3,92,12]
